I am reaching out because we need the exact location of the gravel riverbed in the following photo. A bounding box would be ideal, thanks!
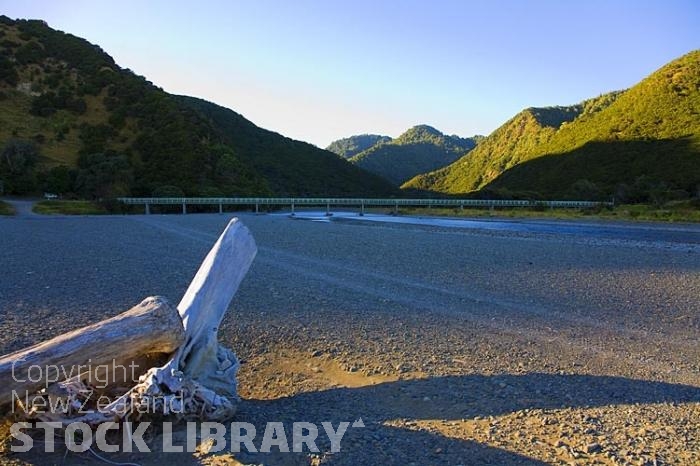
[0,211,698,465]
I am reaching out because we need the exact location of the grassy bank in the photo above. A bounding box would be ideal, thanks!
[401,200,700,223]
[33,200,108,215]
[0,200,15,216]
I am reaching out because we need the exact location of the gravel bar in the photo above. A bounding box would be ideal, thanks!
[0,212,698,465]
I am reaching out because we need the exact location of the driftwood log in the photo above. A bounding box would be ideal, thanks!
[0,297,183,409]
[0,218,257,424]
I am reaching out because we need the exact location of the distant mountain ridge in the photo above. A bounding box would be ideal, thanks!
[404,50,700,200]
[0,16,396,198]
[328,125,482,185]
[327,134,392,159]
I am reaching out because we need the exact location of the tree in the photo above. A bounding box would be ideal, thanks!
[75,152,133,199]
[0,140,39,193]
[0,54,18,86]
[42,165,75,194]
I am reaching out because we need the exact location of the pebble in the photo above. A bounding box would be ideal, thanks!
[586,442,603,454]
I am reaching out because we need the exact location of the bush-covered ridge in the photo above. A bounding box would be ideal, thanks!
[340,125,482,185]
[326,134,392,159]
[404,50,700,201]
[0,16,396,198]
[176,96,395,197]
[402,92,624,194]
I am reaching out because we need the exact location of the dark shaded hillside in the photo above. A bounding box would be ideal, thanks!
[348,125,481,185]
[405,50,700,200]
[327,134,392,159]
[486,138,700,201]
[0,16,395,198]
[177,96,396,196]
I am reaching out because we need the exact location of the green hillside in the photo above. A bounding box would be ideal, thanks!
[347,125,481,185]
[0,16,395,198]
[404,50,700,201]
[175,96,395,196]
[326,134,391,159]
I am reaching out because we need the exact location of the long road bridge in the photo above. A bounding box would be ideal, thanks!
[117,197,612,215]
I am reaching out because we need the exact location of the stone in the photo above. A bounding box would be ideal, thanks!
[586,442,602,454]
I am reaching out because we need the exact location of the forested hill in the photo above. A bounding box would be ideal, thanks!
[326,134,392,159]
[0,16,396,198]
[330,125,482,186]
[404,50,700,201]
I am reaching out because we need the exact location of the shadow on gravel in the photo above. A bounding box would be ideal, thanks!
[229,373,700,465]
[5,373,699,465]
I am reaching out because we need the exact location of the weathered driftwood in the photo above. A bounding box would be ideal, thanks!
[1,217,257,424]
[109,217,258,422]
[0,296,184,409]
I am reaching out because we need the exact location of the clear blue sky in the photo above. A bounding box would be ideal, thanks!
[2,0,699,147]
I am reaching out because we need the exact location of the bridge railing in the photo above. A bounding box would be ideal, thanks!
[117,197,612,215]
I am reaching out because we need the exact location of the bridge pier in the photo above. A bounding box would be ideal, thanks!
[145,203,150,215]
[290,202,295,217]
[325,202,331,216]
[360,203,365,216]
[219,202,223,214]
[182,202,187,215]
[255,203,259,214]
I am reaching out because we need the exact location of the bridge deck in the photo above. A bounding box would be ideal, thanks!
[118,197,610,208]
